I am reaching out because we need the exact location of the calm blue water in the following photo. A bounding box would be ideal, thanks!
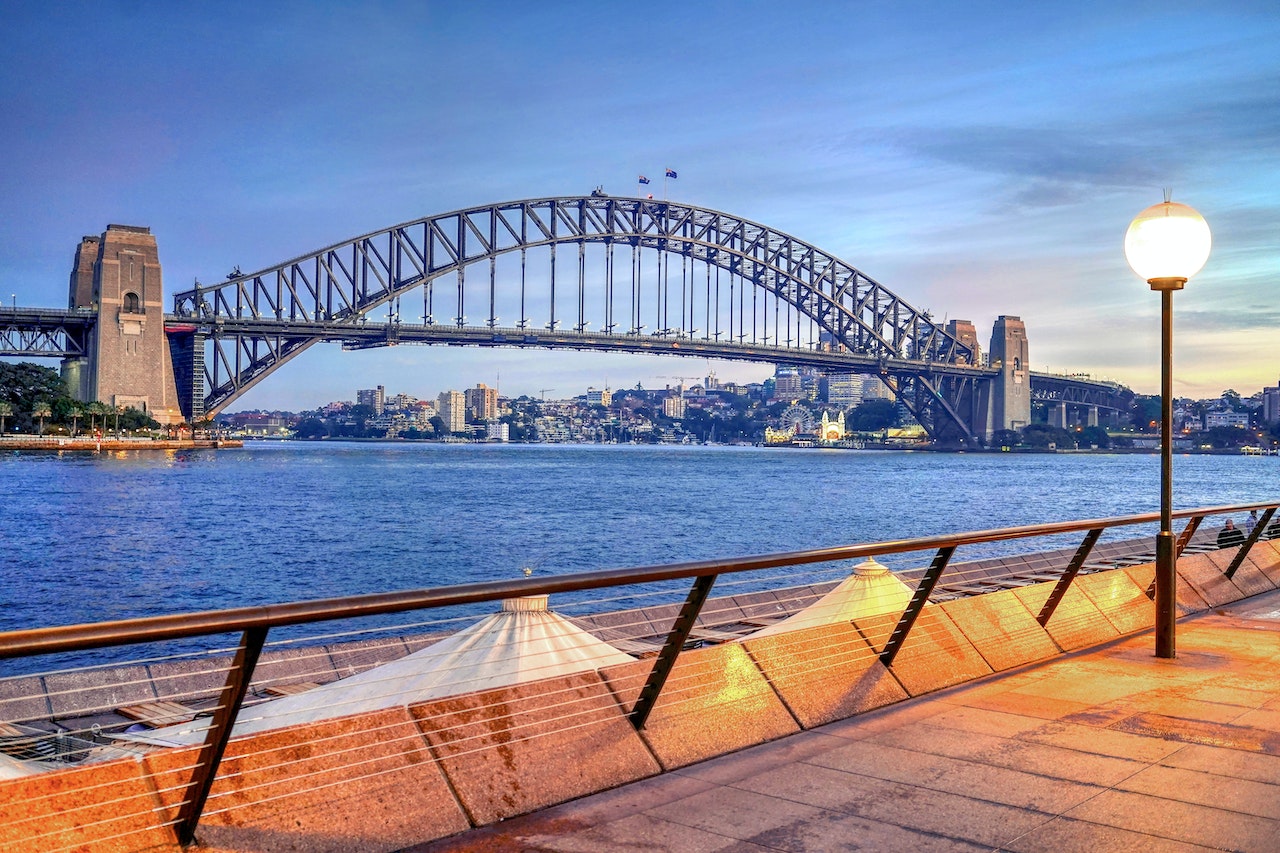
[3,442,1276,640]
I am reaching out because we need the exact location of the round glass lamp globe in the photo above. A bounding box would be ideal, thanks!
[1124,201,1211,282]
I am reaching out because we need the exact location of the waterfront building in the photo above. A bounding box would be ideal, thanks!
[466,383,498,421]
[819,410,846,442]
[438,390,466,433]
[486,421,510,442]
[1263,380,1280,425]
[356,385,386,415]
[1205,411,1250,429]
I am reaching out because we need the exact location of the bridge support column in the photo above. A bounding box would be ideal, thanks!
[66,225,184,426]
[1088,405,1099,427]
[1050,402,1067,429]
[983,315,1030,441]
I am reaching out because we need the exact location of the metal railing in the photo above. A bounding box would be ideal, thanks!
[1,500,1276,849]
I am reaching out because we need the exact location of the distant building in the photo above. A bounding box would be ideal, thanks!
[946,319,982,366]
[824,373,863,409]
[465,383,498,421]
[1204,411,1250,429]
[860,375,892,400]
[438,390,465,433]
[663,394,687,419]
[773,367,802,400]
[357,385,386,415]
[486,421,510,442]
[587,387,612,407]
[1264,379,1280,425]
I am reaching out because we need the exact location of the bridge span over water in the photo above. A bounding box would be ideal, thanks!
[0,195,1128,441]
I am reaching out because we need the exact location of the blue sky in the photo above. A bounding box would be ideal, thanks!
[3,1,1277,410]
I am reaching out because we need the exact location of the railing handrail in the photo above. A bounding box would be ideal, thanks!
[2,501,1272,661]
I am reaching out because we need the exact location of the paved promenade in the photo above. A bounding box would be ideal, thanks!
[416,590,1280,852]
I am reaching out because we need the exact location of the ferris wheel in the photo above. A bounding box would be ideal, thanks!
[779,404,814,434]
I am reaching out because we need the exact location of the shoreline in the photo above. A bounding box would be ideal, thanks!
[0,437,242,451]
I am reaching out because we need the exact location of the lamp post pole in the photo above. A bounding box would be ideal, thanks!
[1125,198,1212,660]
[1153,279,1182,658]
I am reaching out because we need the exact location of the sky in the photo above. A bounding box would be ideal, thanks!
[2,1,1277,411]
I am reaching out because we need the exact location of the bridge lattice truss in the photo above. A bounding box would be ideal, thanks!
[171,196,990,438]
[0,309,93,357]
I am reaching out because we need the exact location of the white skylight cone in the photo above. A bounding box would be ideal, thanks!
[747,558,914,639]
[121,595,634,747]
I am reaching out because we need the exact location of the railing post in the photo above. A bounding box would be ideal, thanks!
[879,546,955,668]
[1175,514,1205,555]
[1225,507,1276,580]
[176,626,268,847]
[1037,528,1102,626]
[1147,515,1204,600]
[629,574,716,730]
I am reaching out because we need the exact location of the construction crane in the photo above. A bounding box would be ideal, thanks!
[658,376,698,397]
[538,388,555,401]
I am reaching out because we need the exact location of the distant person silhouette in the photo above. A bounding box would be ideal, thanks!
[1217,519,1245,549]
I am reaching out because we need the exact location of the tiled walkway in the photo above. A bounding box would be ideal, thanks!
[415,591,1280,852]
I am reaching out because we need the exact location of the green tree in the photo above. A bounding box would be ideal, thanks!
[32,402,51,435]
[849,399,898,432]
[118,407,159,431]
[86,401,109,434]
[1077,425,1111,449]
[1021,423,1075,449]
[429,415,448,437]
[991,429,1020,449]
[67,403,82,437]
[294,418,329,439]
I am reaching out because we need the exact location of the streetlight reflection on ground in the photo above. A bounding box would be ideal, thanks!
[1125,197,1212,659]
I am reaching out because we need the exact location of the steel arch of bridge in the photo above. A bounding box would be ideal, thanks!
[170,196,988,437]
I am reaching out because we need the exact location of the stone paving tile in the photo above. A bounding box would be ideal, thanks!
[1117,763,1280,820]
[1160,742,1280,785]
[1185,682,1275,708]
[1064,788,1279,851]
[1000,815,1222,853]
[727,761,1051,848]
[867,723,1148,787]
[521,812,773,853]
[923,704,1051,739]
[803,738,1107,814]
[644,785,842,844]
[671,730,852,787]
[1014,718,1185,763]
[960,687,1094,721]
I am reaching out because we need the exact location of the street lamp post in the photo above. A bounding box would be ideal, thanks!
[1124,198,1212,659]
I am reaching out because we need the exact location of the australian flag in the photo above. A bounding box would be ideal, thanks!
[638,175,650,184]
[665,168,678,179]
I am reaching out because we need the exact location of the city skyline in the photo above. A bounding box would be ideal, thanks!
[2,3,1278,410]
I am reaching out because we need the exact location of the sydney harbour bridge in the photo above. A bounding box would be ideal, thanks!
[0,194,1128,443]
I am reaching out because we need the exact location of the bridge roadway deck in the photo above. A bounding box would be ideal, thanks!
[415,589,1280,853]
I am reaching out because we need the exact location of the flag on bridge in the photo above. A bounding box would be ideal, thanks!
[638,175,650,184]
[665,168,678,179]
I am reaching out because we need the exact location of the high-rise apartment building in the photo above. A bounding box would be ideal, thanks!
[465,383,498,421]
[437,390,465,433]
[1264,379,1280,425]
[586,387,612,407]
[825,373,864,408]
[357,385,386,415]
[773,367,802,400]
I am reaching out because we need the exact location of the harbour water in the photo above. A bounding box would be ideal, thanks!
[3,442,1277,639]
